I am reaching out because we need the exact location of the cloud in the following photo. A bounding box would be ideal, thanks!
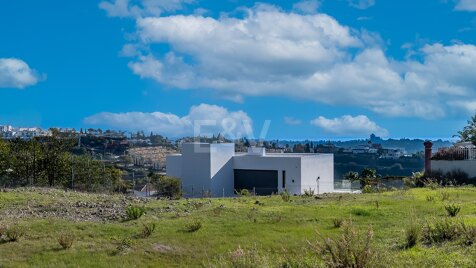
[348,0,376,9]
[455,0,476,11]
[0,58,43,89]
[84,104,253,138]
[99,0,194,17]
[310,115,388,137]
[107,3,476,119]
[284,116,302,125]
[292,0,320,14]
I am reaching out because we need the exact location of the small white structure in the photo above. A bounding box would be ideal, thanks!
[166,143,334,197]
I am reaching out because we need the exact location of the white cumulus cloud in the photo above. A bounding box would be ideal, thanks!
[293,0,321,14]
[83,104,253,138]
[99,0,195,17]
[348,0,375,9]
[0,58,42,89]
[310,115,388,137]
[455,0,476,11]
[105,3,476,119]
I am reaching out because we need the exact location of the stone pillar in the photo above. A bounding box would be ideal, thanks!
[424,141,433,175]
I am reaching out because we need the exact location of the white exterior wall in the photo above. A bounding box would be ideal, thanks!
[180,143,212,197]
[233,155,302,195]
[300,154,334,194]
[166,154,182,178]
[210,144,235,197]
[432,160,476,178]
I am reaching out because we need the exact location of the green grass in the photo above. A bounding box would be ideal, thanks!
[0,187,476,267]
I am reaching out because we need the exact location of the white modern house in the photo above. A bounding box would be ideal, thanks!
[166,143,334,197]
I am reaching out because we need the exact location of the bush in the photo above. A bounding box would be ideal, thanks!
[126,205,145,220]
[422,218,461,244]
[351,208,371,217]
[58,233,75,249]
[303,188,315,197]
[139,223,156,238]
[280,189,290,202]
[209,246,272,268]
[404,223,420,248]
[5,226,24,242]
[311,223,376,268]
[460,223,476,246]
[362,185,373,194]
[332,218,345,228]
[212,205,225,216]
[236,189,250,197]
[0,225,6,238]
[116,238,133,253]
[444,204,461,217]
[155,176,182,199]
[184,220,202,233]
[426,195,435,202]
[440,191,450,201]
[445,169,470,186]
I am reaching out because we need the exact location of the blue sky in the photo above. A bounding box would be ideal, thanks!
[1,0,476,140]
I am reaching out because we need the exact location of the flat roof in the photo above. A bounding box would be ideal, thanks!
[234,153,329,158]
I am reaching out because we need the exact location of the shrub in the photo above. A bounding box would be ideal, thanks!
[445,169,470,186]
[440,191,450,201]
[280,189,290,202]
[0,225,6,238]
[236,189,250,197]
[126,205,145,220]
[351,208,371,217]
[155,176,182,199]
[303,188,315,197]
[426,195,435,202]
[460,223,476,246]
[311,223,375,268]
[422,218,461,244]
[116,238,133,253]
[362,185,373,194]
[332,218,344,228]
[247,208,258,223]
[209,245,272,267]
[444,204,461,217]
[212,205,225,216]
[184,220,202,233]
[58,233,75,249]
[5,226,24,242]
[404,223,420,248]
[139,223,156,238]
[432,148,467,161]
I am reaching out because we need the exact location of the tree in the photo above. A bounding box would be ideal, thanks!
[0,139,11,184]
[361,168,377,180]
[344,171,360,182]
[360,168,378,189]
[153,175,181,199]
[455,114,476,145]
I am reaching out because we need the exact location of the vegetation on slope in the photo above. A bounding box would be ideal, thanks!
[0,187,476,267]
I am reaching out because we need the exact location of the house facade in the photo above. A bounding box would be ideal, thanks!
[166,143,334,197]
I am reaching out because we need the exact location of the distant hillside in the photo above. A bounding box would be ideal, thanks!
[278,135,453,154]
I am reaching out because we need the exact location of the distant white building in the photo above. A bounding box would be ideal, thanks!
[380,148,406,159]
[351,145,378,154]
[166,143,334,197]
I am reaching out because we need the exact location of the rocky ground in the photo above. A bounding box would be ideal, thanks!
[0,187,149,222]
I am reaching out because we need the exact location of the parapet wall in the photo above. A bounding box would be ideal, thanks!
[431,160,476,178]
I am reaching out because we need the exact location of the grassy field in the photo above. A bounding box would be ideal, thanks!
[1,187,476,267]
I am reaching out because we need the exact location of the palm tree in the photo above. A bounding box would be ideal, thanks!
[455,114,476,145]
